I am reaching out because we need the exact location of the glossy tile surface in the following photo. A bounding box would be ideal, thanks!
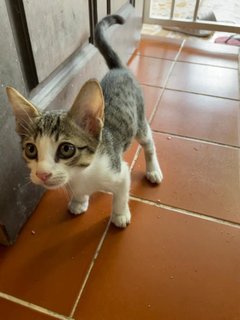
[129,55,173,87]
[74,201,240,320]
[141,84,162,119]
[137,37,183,60]
[178,40,239,68]
[166,61,239,99]
[0,190,111,315]
[1,38,240,320]
[131,132,240,223]
[151,89,240,146]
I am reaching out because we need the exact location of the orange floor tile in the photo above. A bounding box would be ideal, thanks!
[0,37,240,320]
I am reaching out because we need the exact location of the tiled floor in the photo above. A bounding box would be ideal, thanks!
[0,37,240,320]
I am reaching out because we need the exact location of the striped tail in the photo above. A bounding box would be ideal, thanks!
[95,15,125,70]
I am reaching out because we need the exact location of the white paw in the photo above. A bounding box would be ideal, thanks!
[111,210,131,228]
[68,199,89,215]
[146,169,163,184]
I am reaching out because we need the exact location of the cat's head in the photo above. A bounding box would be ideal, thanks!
[6,79,104,189]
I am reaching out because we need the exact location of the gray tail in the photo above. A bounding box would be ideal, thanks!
[95,15,125,70]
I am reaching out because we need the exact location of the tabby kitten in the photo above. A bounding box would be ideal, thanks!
[6,15,163,228]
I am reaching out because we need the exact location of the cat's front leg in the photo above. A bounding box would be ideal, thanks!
[68,195,89,215]
[111,162,131,228]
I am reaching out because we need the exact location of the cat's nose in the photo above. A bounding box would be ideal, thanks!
[36,171,52,182]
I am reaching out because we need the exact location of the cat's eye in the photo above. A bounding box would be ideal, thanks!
[57,143,76,159]
[25,143,37,159]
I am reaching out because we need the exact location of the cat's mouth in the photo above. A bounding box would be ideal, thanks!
[33,177,67,190]
[43,177,68,189]
[43,181,64,189]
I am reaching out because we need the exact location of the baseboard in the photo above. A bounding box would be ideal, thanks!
[0,224,10,246]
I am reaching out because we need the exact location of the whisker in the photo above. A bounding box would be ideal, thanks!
[62,186,70,201]
[66,183,76,199]
[20,179,32,189]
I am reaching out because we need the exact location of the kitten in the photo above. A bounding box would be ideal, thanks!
[6,15,163,228]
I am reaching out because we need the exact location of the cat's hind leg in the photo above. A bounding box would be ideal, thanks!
[136,121,163,184]
[111,161,131,228]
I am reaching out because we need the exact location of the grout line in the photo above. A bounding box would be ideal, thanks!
[130,145,142,171]
[0,292,74,320]
[152,130,240,150]
[136,52,177,63]
[136,48,238,69]
[70,218,112,318]
[139,82,240,102]
[141,83,165,90]
[136,52,238,70]
[165,87,240,102]
[130,196,240,229]
[176,59,239,70]
[167,56,239,70]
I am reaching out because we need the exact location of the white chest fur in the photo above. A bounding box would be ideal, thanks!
[69,152,125,196]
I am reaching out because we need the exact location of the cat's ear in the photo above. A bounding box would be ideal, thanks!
[6,87,39,129]
[68,79,104,138]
